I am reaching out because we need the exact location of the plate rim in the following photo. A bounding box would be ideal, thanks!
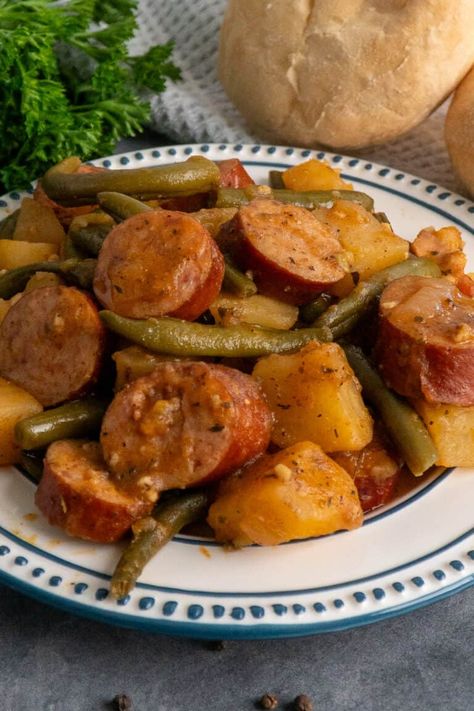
[0,142,473,639]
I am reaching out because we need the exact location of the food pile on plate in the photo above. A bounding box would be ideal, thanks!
[0,153,472,596]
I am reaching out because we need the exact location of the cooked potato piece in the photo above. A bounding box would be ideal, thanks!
[13,197,65,248]
[210,293,298,330]
[0,377,42,465]
[313,200,409,280]
[413,399,474,467]
[0,240,57,269]
[208,441,363,546]
[282,159,352,191]
[253,342,373,451]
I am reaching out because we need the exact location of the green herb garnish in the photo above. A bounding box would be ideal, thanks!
[0,0,181,190]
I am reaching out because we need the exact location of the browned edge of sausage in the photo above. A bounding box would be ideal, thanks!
[35,440,154,543]
[375,275,474,405]
[100,361,273,497]
[171,238,225,320]
[0,285,106,406]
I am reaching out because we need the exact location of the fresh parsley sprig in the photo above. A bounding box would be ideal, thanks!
[0,0,180,190]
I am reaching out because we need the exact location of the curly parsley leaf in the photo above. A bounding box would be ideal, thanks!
[0,0,180,191]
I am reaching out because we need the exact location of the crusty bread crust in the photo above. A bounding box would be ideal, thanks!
[446,65,474,198]
[219,0,474,150]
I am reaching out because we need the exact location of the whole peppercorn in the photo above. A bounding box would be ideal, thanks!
[258,692,279,709]
[112,693,133,711]
[293,694,313,711]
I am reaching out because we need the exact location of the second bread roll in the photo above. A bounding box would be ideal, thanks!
[446,66,474,199]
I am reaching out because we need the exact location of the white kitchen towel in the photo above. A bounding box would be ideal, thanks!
[134,0,460,193]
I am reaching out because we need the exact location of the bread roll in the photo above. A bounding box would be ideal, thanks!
[219,0,474,150]
[446,66,474,198]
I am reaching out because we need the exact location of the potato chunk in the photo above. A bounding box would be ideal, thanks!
[208,441,363,546]
[413,399,474,467]
[282,159,352,191]
[313,200,409,280]
[210,293,298,330]
[13,197,65,248]
[0,239,57,269]
[0,377,42,465]
[253,342,373,451]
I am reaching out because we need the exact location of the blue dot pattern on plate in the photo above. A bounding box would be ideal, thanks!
[0,546,10,556]
[163,601,178,616]
[49,576,62,587]
[15,556,28,566]
[353,592,366,603]
[230,607,245,621]
[250,606,264,619]
[293,604,306,615]
[433,570,446,581]
[74,583,88,595]
[139,597,155,611]
[450,560,464,572]
[314,603,326,613]
[333,599,345,609]
[272,604,287,616]
[95,588,109,601]
[32,568,45,578]
[372,588,385,601]
[117,595,130,606]
[411,576,425,588]
[392,582,405,593]
[187,604,204,620]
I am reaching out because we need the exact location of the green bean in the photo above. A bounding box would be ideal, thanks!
[111,490,210,598]
[42,156,221,206]
[0,209,20,238]
[299,293,333,323]
[63,234,88,259]
[97,191,152,222]
[0,258,97,299]
[69,222,112,256]
[14,398,108,450]
[268,170,285,189]
[100,311,332,357]
[18,450,44,483]
[343,345,437,477]
[216,186,375,212]
[313,257,441,336]
[222,259,257,297]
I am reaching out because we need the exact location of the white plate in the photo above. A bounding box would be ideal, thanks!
[0,144,472,639]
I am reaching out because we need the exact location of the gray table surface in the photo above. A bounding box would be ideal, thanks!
[1,135,473,711]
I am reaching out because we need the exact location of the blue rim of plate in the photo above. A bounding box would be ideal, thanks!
[0,143,473,639]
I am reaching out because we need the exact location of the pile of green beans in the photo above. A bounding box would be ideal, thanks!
[111,490,210,598]
[41,156,221,206]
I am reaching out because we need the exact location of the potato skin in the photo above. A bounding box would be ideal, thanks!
[252,342,373,452]
[208,441,363,547]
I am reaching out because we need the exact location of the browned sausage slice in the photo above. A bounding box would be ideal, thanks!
[36,440,153,543]
[375,275,474,405]
[223,198,347,304]
[93,210,223,319]
[0,286,105,406]
[171,238,225,320]
[100,361,272,497]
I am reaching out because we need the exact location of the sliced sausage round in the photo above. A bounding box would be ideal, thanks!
[171,238,224,321]
[100,361,272,497]
[218,159,254,188]
[0,286,105,406]
[224,198,347,304]
[375,275,474,405]
[36,440,153,543]
[93,210,224,320]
